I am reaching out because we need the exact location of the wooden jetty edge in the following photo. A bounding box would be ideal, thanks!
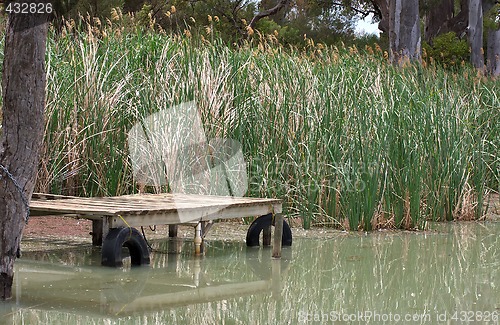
[29,193,290,266]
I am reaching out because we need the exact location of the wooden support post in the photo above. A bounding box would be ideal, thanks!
[168,224,181,254]
[194,222,203,256]
[263,225,272,246]
[92,218,109,246]
[272,213,283,258]
[168,225,178,238]
[200,221,208,254]
[92,220,102,246]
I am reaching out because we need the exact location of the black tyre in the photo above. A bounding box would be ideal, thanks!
[101,227,151,267]
[246,214,292,247]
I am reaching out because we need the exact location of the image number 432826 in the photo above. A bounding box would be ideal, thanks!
[1,1,79,15]
[0,1,79,32]
[3,2,54,14]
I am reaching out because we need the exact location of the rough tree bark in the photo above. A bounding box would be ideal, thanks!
[0,7,49,300]
[485,1,500,77]
[422,0,469,42]
[373,0,390,34]
[388,0,421,66]
[445,0,470,36]
[424,0,454,43]
[487,28,500,76]
[468,0,485,70]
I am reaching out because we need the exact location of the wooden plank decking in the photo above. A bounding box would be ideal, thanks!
[29,193,285,258]
[30,193,282,225]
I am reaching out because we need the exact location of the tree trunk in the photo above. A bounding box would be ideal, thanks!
[484,1,499,76]
[389,0,422,66]
[0,10,48,300]
[487,28,500,77]
[468,0,485,70]
[373,0,390,34]
[447,0,469,36]
[424,0,454,43]
[432,0,469,38]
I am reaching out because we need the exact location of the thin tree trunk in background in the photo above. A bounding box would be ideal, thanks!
[487,28,500,76]
[468,0,485,70]
[0,10,48,300]
[484,0,500,77]
[424,0,454,43]
[442,0,469,37]
[373,0,390,34]
[389,0,421,66]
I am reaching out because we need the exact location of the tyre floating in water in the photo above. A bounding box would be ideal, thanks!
[101,227,151,267]
[246,213,292,247]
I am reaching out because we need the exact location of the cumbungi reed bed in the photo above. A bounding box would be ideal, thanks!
[12,20,498,230]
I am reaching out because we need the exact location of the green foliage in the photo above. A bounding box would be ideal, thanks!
[484,3,500,31]
[423,32,469,68]
[135,3,153,29]
[45,0,361,46]
[255,18,304,46]
[254,18,280,35]
[61,0,124,20]
[346,33,384,50]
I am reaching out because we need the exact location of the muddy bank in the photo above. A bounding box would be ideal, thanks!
[21,193,499,252]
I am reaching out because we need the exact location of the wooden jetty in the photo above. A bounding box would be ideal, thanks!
[29,193,290,266]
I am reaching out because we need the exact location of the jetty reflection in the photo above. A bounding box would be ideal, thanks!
[13,239,290,318]
[7,222,498,325]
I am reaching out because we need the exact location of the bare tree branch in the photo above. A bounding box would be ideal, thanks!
[329,1,378,19]
[189,0,246,35]
[369,0,383,20]
[249,0,290,28]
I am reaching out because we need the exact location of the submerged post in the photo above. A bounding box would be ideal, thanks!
[92,218,109,246]
[194,222,203,255]
[168,225,178,238]
[263,225,272,246]
[272,213,283,258]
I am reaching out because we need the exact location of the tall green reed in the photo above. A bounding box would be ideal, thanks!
[26,22,500,230]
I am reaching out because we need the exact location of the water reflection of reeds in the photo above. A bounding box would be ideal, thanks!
[6,223,499,324]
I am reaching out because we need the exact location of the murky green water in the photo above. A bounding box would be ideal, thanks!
[1,222,499,324]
